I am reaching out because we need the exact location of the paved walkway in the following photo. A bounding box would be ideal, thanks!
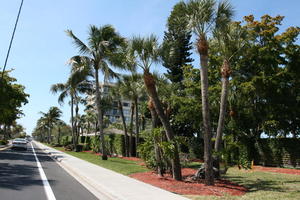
[34,141,189,200]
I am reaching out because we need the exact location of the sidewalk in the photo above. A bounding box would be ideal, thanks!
[34,141,189,200]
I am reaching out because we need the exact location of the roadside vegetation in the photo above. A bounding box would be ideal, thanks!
[29,0,300,198]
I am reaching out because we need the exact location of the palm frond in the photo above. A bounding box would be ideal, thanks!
[66,29,92,55]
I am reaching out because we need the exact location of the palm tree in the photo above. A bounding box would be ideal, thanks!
[186,0,234,185]
[212,22,246,174]
[56,119,67,144]
[118,74,144,156]
[66,25,127,160]
[39,107,62,144]
[110,84,129,156]
[51,75,92,149]
[130,35,182,180]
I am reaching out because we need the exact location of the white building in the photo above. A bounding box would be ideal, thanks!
[86,83,132,124]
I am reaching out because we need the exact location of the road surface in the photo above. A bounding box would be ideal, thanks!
[0,142,98,200]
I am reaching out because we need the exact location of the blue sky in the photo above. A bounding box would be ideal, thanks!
[0,0,299,134]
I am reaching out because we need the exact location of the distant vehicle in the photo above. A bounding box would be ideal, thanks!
[12,138,28,150]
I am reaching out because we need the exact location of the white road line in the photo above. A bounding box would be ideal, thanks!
[31,142,56,200]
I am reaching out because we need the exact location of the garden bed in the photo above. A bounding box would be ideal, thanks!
[253,166,300,175]
[129,168,247,196]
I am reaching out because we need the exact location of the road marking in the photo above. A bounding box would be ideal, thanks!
[31,143,56,200]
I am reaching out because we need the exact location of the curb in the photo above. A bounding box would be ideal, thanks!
[33,141,117,200]
[0,146,11,151]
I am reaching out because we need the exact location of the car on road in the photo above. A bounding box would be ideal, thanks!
[12,138,28,150]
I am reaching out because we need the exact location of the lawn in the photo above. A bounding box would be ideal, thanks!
[47,145,300,199]
[186,167,300,200]
[52,147,149,175]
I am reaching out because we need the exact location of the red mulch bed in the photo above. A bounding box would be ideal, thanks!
[130,168,247,196]
[253,166,300,175]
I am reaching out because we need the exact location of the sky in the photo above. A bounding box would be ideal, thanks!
[0,0,299,134]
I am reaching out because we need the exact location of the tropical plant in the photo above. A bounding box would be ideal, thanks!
[39,107,62,144]
[66,25,127,160]
[186,0,234,185]
[130,35,182,180]
[51,73,92,149]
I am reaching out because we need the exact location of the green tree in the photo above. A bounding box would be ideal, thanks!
[39,107,62,144]
[130,35,182,180]
[186,0,234,185]
[161,1,193,84]
[66,25,127,160]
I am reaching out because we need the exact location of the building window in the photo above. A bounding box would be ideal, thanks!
[123,102,129,107]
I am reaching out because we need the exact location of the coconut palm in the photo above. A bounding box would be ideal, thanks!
[130,35,182,180]
[39,107,62,144]
[51,74,92,149]
[66,25,127,160]
[186,0,234,185]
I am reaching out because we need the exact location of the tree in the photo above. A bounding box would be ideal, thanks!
[118,74,144,157]
[66,25,127,160]
[0,70,28,138]
[51,73,92,149]
[130,35,182,180]
[186,0,234,185]
[211,22,247,173]
[161,1,193,84]
[39,107,62,144]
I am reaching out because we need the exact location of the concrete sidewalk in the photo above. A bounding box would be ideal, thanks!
[34,141,189,200]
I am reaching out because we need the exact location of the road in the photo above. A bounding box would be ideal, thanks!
[0,142,98,200]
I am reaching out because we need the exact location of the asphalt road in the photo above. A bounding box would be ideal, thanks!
[0,142,98,200]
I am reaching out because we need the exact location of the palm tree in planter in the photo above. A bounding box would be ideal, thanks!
[39,107,62,144]
[130,35,182,180]
[186,0,234,185]
[66,25,127,160]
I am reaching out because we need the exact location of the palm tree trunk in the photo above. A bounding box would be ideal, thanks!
[95,67,107,160]
[214,60,230,174]
[143,70,182,181]
[129,103,135,156]
[71,95,76,149]
[118,100,129,157]
[134,97,139,157]
[197,35,214,185]
[57,126,61,144]
[149,98,163,177]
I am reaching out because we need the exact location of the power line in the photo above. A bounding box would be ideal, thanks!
[1,0,25,81]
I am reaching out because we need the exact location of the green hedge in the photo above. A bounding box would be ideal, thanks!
[60,134,126,156]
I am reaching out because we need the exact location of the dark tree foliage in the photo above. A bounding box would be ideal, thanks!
[161,2,193,84]
[0,70,29,125]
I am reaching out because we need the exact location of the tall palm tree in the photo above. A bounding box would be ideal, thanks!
[110,84,129,156]
[212,22,246,173]
[39,107,62,144]
[51,75,92,149]
[56,119,67,144]
[186,0,234,185]
[130,35,182,180]
[118,74,144,157]
[66,25,127,160]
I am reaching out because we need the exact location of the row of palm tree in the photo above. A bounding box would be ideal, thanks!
[46,0,238,184]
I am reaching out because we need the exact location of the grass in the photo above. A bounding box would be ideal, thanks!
[49,146,149,175]
[186,167,300,200]
[44,144,300,199]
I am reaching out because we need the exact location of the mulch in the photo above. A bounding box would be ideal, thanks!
[129,168,247,196]
[253,166,300,175]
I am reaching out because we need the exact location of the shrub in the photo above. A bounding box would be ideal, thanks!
[0,140,8,145]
